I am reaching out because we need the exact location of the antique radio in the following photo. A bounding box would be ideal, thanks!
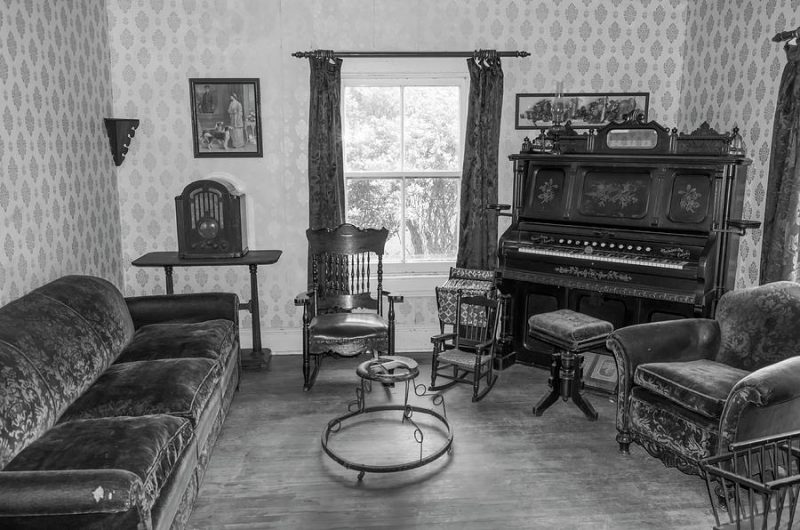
[175,178,248,258]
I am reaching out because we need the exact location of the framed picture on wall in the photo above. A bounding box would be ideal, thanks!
[189,78,263,158]
[515,92,649,130]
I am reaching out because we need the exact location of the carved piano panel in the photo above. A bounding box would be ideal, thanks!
[497,117,752,368]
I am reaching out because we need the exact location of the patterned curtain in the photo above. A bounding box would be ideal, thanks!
[456,51,503,270]
[760,44,800,283]
[307,53,345,230]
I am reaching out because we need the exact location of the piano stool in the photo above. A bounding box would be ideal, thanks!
[528,309,614,421]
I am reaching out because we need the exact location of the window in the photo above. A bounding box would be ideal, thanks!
[342,69,466,272]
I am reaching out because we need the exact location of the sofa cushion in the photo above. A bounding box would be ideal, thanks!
[0,276,135,469]
[59,359,220,426]
[116,319,236,367]
[4,415,194,511]
[634,359,749,419]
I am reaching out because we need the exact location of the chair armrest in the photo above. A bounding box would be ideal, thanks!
[719,356,800,451]
[125,292,239,329]
[431,332,456,344]
[294,291,313,306]
[381,291,404,304]
[606,318,720,378]
[0,469,143,516]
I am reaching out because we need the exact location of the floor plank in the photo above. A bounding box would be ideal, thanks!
[188,354,714,529]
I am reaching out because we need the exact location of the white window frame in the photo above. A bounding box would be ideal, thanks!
[341,59,468,294]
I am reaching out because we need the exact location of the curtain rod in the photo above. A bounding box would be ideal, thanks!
[292,49,530,59]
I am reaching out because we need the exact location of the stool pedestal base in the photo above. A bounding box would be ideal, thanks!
[533,351,598,421]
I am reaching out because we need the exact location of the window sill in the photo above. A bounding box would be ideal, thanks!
[382,270,450,298]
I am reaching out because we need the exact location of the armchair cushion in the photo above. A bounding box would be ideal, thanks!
[116,319,236,367]
[59,358,219,426]
[634,360,749,419]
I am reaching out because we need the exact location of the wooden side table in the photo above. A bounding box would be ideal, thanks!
[132,250,282,370]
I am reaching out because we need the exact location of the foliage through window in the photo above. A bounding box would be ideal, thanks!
[343,78,464,264]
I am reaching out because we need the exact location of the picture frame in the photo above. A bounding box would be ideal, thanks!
[515,92,649,130]
[582,351,618,394]
[189,78,262,158]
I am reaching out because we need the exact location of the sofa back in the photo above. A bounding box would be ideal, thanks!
[715,281,800,372]
[0,276,135,469]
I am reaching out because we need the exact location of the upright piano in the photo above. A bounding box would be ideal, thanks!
[496,117,754,368]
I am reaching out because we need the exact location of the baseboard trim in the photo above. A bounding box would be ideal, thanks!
[240,325,441,355]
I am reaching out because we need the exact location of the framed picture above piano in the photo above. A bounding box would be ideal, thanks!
[515,91,649,129]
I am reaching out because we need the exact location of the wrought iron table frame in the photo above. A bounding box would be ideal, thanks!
[321,356,453,481]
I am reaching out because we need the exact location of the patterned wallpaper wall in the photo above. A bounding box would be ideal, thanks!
[103,0,793,351]
[678,0,800,288]
[106,0,695,351]
[0,0,119,306]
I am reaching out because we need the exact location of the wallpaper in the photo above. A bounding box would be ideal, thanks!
[106,0,695,351]
[0,0,119,306]
[678,0,800,289]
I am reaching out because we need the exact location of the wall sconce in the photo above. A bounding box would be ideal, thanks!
[104,118,140,166]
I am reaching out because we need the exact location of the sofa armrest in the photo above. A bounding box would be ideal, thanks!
[126,292,239,328]
[0,469,143,516]
[719,356,800,452]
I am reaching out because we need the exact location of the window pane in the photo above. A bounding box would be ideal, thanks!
[404,177,460,261]
[344,87,401,172]
[403,86,460,171]
[345,178,402,261]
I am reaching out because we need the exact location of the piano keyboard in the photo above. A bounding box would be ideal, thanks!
[515,246,690,270]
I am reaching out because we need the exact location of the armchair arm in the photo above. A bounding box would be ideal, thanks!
[294,291,312,306]
[126,292,239,329]
[0,469,143,516]
[431,332,457,344]
[606,318,720,381]
[381,291,404,304]
[719,356,800,452]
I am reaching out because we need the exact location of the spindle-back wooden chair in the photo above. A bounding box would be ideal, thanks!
[295,223,403,391]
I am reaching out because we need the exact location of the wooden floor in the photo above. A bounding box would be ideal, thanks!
[188,354,715,529]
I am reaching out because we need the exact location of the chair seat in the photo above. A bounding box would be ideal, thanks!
[634,359,750,419]
[309,312,389,356]
[438,347,491,370]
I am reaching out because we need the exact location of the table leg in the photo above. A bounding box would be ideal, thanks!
[163,266,174,295]
[240,264,271,371]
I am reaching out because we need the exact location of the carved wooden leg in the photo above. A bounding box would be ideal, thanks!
[617,431,631,454]
[533,355,561,416]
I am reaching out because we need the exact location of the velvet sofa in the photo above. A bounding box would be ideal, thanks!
[0,275,241,529]
[606,281,800,476]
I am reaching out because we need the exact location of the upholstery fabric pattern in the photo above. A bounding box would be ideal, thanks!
[629,387,718,465]
[634,360,749,419]
[0,277,134,469]
[457,55,503,270]
[59,358,219,426]
[760,44,800,283]
[529,309,613,348]
[116,319,236,367]
[436,267,496,326]
[33,276,135,359]
[714,281,800,371]
[5,415,194,511]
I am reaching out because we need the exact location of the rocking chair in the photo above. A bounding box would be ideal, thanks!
[430,290,506,402]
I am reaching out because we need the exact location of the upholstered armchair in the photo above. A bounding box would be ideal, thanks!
[606,281,800,476]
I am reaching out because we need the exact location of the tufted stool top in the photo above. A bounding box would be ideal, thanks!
[528,309,614,352]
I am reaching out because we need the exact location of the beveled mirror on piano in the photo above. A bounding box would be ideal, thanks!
[592,114,671,154]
